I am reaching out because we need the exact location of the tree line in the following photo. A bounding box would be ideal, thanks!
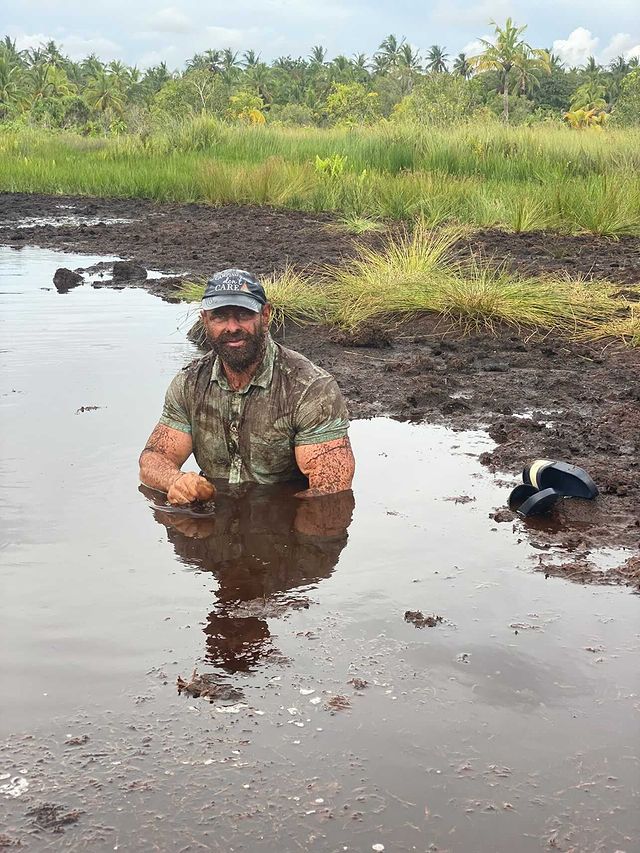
[0,18,638,132]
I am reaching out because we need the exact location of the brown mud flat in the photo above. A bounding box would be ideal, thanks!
[1,192,639,578]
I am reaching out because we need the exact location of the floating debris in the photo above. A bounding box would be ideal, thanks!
[404,610,443,629]
[177,670,243,703]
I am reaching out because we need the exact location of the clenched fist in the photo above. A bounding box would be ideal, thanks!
[167,472,216,505]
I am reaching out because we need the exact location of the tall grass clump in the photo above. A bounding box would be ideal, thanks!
[324,225,621,333]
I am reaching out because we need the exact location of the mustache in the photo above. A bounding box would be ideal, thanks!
[218,331,253,344]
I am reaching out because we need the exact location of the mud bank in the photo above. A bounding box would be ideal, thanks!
[1,192,639,566]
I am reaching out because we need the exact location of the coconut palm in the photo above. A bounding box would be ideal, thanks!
[453,52,471,78]
[309,45,327,66]
[242,49,260,69]
[470,18,550,121]
[222,48,241,82]
[244,61,272,103]
[41,40,65,68]
[85,69,124,114]
[426,45,448,73]
[81,54,105,80]
[582,56,602,82]
[350,53,370,84]
[375,34,404,71]
[571,80,607,111]
[0,55,24,115]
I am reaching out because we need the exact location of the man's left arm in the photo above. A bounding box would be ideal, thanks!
[293,376,355,496]
[295,436,355,496]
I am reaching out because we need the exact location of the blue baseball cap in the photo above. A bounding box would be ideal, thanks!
[201,269,267,313]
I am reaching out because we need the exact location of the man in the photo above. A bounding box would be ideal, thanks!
[139,269,355,504]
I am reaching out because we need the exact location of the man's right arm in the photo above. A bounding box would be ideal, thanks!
[139,424,215,504]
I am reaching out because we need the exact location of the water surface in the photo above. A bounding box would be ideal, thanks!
[1,247,638,852]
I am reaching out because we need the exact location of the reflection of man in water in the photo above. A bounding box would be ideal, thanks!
[139,269,355,504]
[144,483,354,673]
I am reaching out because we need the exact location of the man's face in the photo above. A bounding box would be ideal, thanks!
[201,304,271,371]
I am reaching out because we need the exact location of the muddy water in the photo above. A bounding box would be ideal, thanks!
[1,247,639,852]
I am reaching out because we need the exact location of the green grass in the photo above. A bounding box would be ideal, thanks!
[176,226,632,344]
[1,122,640,236]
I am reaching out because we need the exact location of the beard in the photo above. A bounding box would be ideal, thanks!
[209,322,267,372]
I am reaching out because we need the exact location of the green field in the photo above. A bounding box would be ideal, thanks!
[1,121,640,236]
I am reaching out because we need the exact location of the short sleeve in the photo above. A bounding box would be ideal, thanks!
[294,376,350,446]
[159,371,192,434]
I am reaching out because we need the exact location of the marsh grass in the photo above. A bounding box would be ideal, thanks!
[1,123,640,236]
[331,214,385,235]
[582,307,640,347]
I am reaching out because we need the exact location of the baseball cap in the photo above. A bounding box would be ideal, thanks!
[201,269,267,313]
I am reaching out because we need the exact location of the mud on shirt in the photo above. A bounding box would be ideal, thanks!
[159,335,350,485]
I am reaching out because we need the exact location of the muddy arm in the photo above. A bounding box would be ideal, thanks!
[294,436,355,497]
[139,423,194,492]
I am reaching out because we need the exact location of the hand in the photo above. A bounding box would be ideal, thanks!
[167,472,216,505]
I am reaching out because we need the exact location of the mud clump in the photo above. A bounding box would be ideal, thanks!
[177,669,244,703]
[539,555,640,590]
[112,260,147,282]
[491,509,516,523]
[329,322,392,348]
[53,267,82,292]
[325,695,351,712]
[404,610,443,628]
[348,678,369,690]
[26,803,82,833]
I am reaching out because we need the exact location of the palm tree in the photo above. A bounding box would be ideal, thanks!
[607,55,630,102]
[309,45,327,66]
[85,69,124,114]
[426,45,448,73]
[453,52,472,78]
[0,55,24,116]
[41,40,65,68]
[375,34,404,71]
[351,53,370,84]
[141,62,171,97]
[242,49,260,69]
[582,56,602,82]
[222,48,240,82]
[329,55,353,85]
[470,18,550,121]
[199,50,223,74]
[570,80,606,111]
[244,61,272,103]
[81,54,105,80]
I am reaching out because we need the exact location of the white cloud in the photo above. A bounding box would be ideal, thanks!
[244,0,353,21]
[205,26,248,49]
[10,29,121,60]
[146,6,193,34]
[552,27,640,67]
[461,37,489,57]
[431,0,512,29]
[599,32,640,64]
[138,45,179,69]
[552,27,598,67]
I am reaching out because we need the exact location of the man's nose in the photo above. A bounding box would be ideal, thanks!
[223,314,242,332]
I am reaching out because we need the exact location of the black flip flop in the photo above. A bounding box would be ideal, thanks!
[522,459,598,499]
[509,484,562,517]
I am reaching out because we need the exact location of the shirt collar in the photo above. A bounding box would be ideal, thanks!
[210,334,277,393]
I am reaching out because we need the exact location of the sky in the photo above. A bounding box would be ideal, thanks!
[3,0,639,70]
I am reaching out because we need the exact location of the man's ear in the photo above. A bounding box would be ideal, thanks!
[262,303,272,324]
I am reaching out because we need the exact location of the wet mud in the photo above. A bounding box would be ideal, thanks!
[1,192,638,572]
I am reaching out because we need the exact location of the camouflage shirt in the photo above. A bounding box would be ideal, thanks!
[159,335,349,485]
